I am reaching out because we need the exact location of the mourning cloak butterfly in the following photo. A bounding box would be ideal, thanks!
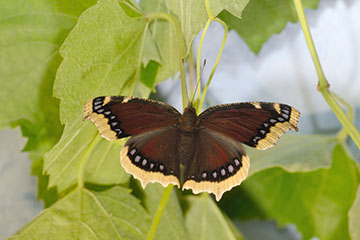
[83,96,300,201]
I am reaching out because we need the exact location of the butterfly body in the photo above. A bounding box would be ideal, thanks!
[176,105,199,166]
[84,96,300,201]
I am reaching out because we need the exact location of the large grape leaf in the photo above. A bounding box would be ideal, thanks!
[185,194,244,240]
[349,185,360,240]
[248,134,338,175]
[144,184,189,240]
[222,144,359,240]
[0,0,94,129]
[44,0,151,193]
[0,0,97,205]
[219,0,320,53]
[8,187,151,240]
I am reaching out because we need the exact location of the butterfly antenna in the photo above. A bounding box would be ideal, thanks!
[190,59,207,106]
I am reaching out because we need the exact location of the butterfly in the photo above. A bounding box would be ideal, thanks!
[83,96,300,201]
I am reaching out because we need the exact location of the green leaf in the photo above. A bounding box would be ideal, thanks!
[248,134,338,175]
[119,0,143,18]
[349,185,360,240]
[84,139,129,186]
[140,60,160,89]
[141,0,248,48]
[234,144,359,240]
[185,194,244,240]
[140,0,249,82]
[139,0,180,82]
[219,185,266,221]
[8,187,151,240]
[210,0,250,18]
[219,0,320,53]
[144,184,189,240]
[0,0,96,205]
[30,152,58,207]
[220,134,338,217]
[23,116,62,205]
[44,0,151,192]
[0,0,94,128]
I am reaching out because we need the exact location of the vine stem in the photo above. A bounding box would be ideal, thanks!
[146,185,173,240]
[195,18,212,107]
[195,0,228,113]
[293,0,360,149]
[198,18,228,113]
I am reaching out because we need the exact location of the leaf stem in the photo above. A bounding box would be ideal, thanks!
[188,47,196,97]
[293,0,360,149]
[145,13,188,108]
[146,184,173,240]
[198,18,228,113]
[77,134,101,188]
[129,21,150,96]
[195,0,214,109]
[195,0,228,113]
[293,0,328,89]
[333,93,354,142]
[195,18,212,108]
[322,90,360,147]
[205,0,214,18]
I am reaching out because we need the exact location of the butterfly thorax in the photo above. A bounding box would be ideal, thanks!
[178,105,198,132]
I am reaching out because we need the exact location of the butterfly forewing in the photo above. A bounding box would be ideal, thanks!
[84,96,182,188]
[84,96,181,140]
[182,129,249,201]
[199,102,300,150]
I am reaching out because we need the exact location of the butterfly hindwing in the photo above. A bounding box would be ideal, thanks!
[199,102,300,150]
[182,128,250,201]
[121,126,181,188]
[84,96,181,141]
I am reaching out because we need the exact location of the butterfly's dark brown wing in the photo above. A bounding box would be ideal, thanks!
[84,96,181,140]
[120,126,180,188]
[198,102,300,150]
[182,128,249,201]
[84,96,182,187]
